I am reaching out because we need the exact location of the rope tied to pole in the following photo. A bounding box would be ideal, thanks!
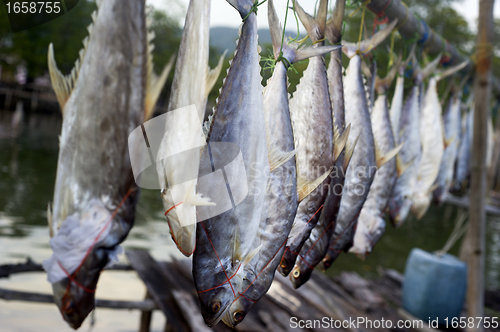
[395,1,410,29]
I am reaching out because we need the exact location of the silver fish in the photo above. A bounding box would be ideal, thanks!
[157,0,226,257]
[43,0,169,328]
[454,95,474,192]
[389,47,415,141]
[290,0,349,289]
[221,0,340,324]
[321,20,397,269]
[349,65,401,258]
[433,88,462,204]
[412,60,468,219]
[387,55,441,227]
[192,0,269,326]
[278,0,336,277]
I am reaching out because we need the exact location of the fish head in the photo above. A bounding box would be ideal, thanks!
[432,185,447,205]
[277,249,296,276]
[290,264,314,289]
[411,194,431,220]
[221,296,253,328]
[46,196,135,329]
[321,247,342,270]
[198,285,235,326]
[388,196,411,227]
[51,262,99,330]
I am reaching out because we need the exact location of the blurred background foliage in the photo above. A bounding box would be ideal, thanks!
[0,0,497,111]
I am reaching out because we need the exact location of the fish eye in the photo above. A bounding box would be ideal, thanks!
[233,311,245,322]
[211,302,221,314]
[292,269,300,279]
[280,260,288,269]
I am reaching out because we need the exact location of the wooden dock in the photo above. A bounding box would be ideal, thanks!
[1,250,499,332]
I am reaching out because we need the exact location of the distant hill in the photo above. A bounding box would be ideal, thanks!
[209,26,304,54]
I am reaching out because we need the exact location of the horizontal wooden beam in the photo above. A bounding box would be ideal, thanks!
[0,287,158,311]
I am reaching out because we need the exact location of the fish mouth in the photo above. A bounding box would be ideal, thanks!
[290,266,313,289]
[203,300,232,327]
[52,278,96,330]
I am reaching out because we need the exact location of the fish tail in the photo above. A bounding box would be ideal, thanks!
[268,0,340,65]
[342,19,397,58]
[293,0,328,43]
[226,0,261,20]
[325,0,345,45]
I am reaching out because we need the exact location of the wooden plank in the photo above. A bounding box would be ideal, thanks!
[0,287,158,310]
[126,250,191,332]
[0,258,132,278]
[139,291,153,332]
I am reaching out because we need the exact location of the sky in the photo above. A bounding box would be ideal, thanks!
[148,0,500,32]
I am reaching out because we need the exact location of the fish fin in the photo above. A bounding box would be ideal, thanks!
[396,154,415,177]
[47,11,96,112]
[436,60,469,82]
[232,231,242,266]
[268,0,283,58]
[444,134,456,148]
[145,54,175,121]
[269,146,297,173]
[294,45,342,63]
[344,131,360,169]
[421,53,443,80]
[243,245,262,266]
[325,0,345,44]
[334,124,351,162]
[297,167,332,202]
[343,19,398,58]
[206,50,227,96]
[293,0,328,43]
[376,141,402,169]
[48,43,71,112]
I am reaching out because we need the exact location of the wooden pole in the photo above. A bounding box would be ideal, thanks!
[465,0,495,330]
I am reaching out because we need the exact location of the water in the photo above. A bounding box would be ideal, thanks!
[0,111,499,331]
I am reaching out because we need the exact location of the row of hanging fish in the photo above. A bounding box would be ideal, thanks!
[42,0,493,329]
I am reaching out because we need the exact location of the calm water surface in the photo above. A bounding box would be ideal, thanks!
[0,111,499,331]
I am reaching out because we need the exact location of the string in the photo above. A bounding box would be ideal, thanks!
[242,0,267,22]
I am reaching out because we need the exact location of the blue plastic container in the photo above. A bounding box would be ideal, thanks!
[402,248,467,325]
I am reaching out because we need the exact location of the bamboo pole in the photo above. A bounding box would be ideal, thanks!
[465,0,495,329]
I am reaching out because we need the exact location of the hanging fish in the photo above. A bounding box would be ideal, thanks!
[321,19,398,270]
[433,76,468,205]
[156,0,226,257]
[387,54,441,227]
[289,0,350,289]
[278,0,339,278]
[412,60,468,219]
[43,0,170,328]
[349,62,402,258]
[221,0,342,325]
[390,46,415,141]
[454,94,474,192]
[192,0,270,326]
